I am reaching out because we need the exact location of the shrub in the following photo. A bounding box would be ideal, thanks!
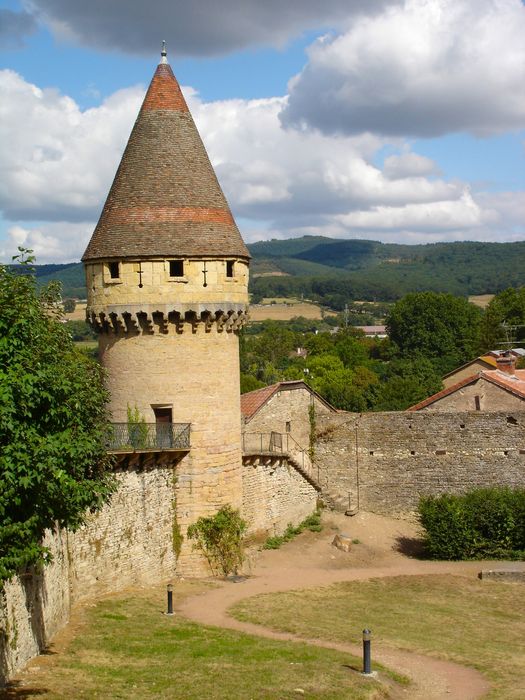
[419,488,525,560]
[63,298,76,313]
[187,505,247,578]
[262,510,322,549]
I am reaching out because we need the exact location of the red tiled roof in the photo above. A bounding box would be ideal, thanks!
[83,58,249,262]
[486,369,525,398]
[241,383,281,420]
[241,380,336,421]
[408,369,525,411]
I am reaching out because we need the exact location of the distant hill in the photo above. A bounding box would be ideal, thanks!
[248,237,525,308]
[17,236,525,306]
[35,263,86,298]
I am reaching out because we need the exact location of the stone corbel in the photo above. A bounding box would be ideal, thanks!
[185,310,199,334]
[201,310,214,332]
[168,311,184,333]
[109,312,125,334]
[222,310,236,333]
[215,310,226,331]
[152,311,169,334]
[122,312,138,333]
[136,312,154,334]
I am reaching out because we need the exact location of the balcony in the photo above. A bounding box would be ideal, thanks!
[108,422,191,453]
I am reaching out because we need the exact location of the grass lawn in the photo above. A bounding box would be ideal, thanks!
[232,574,525,700]
[5,583,395,699]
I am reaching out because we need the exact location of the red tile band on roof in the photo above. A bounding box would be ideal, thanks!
[102,207,235,226]
[141,64,189,112]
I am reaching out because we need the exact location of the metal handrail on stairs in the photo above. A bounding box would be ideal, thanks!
[242,431,321,490]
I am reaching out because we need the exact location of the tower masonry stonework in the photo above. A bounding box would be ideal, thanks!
[82,48,250,575]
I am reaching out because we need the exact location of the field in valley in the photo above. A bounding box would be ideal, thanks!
[249,298,336,321]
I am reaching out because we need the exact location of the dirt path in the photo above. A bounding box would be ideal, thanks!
[178,511,497,700]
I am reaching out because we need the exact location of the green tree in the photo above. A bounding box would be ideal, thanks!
[480,287,525,351]
[372,356,443,411]
[63,298,76,313]
[334,332,370,369]
[240,373,265,394]
[386,292,482,374]
[313,367,367,412]
[0,251,115,583]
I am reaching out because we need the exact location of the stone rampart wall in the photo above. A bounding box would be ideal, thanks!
[4,410,525,684]
[1,462,177,684]
[316,411,525,515]
[242,457,318,538]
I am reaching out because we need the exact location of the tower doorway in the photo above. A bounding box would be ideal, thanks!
[153,406,173,448]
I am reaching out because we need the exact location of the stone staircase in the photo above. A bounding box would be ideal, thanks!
[318,490,350,513]
[286,453,321,492]
[242,430,353,513]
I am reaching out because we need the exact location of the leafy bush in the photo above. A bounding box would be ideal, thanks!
[63,298,76,313]
[419,488,525,560]
[187,505,247,578]
[263,510,322,549]
[126,404,149,449]
[0,250,115,584]
[66,319,96,342]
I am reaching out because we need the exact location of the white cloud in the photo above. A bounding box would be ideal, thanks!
[282,0,525,137]
[0,70,523,262]
[0,223,93,263]
[24,0,395,56]
[0,70,142,222]
[189,93,462,220]
[383,153,441,179]
[335,190,495,231]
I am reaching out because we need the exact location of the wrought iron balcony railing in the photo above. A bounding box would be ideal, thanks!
[108,422,190,452]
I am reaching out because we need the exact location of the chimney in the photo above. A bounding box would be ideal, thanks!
[496,352,516,376]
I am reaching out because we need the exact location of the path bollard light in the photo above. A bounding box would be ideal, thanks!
[362,629,372,675]
[166,583,174,616]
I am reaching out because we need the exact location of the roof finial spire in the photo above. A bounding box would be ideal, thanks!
[160,40,168,64]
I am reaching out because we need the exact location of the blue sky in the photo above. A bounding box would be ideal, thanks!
[0,0,524,262]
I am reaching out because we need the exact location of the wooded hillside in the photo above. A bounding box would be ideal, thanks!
[19,237,525,303]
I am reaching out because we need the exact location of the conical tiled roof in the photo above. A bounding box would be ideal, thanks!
[82,52,249,262]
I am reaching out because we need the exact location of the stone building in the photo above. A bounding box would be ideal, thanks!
[409,354,525,411]
[82,45,250,574]
[441,349,525,389]
[241,380,336,454]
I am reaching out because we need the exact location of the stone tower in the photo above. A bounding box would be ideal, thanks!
[82,45,250,574]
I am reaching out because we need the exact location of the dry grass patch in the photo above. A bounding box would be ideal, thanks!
[232,574,525,699]
[63,302,87,321]
[468,294,494,308]
[249,298,335,321]
[5,583,393,699]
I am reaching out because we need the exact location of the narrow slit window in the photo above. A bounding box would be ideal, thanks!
[226,260,234,278]
[474,395,481,411]
[108,261,120,279]
[285,421,291,433]
[169,260,184,277]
